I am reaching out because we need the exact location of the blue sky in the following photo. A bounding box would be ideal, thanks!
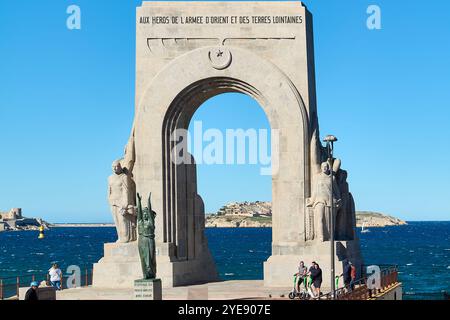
[0,0,449,222]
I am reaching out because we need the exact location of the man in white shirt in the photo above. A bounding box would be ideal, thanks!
[49,263,62,290]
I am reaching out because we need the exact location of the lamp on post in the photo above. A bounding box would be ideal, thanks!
[323,134,338,299]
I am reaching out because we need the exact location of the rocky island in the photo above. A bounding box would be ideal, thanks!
[0,208,51,232]
[206,201,272,228]
[355,211,407,228]
[205,202,407,228]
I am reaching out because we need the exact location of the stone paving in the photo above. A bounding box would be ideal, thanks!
[56,280,292,300]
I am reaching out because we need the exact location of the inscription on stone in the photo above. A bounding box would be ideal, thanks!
[139,15,303,25]
[134,279,162,300]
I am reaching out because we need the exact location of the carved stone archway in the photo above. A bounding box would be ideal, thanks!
[93,1,362,290]
[133,46,311,286]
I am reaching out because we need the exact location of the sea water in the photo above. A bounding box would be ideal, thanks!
[0,221,448,300]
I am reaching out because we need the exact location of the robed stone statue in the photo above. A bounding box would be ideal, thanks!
[307,162,342,241]
[107,128,137,243]
[108,160,136,243]
[136,192,157,279]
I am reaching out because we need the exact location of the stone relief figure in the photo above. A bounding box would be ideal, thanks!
[108,160,136,243]
[347,192,357,240]
[120,128,137,241]
[306,162,341,241]
[136,192,157,279]
[335,169,355,240]
[108,127,137,243]
[334,159,356,241]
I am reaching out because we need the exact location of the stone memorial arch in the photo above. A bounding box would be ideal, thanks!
[94,1,362,289]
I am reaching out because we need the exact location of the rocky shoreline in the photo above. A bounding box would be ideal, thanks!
[0,218,51,232]
[205,202,407,228]
[206,215,272,228]
[355,211,407,228]
[0,208,51,232]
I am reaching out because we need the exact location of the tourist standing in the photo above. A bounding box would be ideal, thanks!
[25,281,39,300]
[49,263,62,290]
[308,261,322,298]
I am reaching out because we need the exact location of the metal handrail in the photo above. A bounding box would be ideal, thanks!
[320,265,399,300]
[0,265,95,281]
[0,267,94,300]
[318,276,368,300]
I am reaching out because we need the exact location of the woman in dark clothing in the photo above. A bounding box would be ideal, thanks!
[308,262,322,298]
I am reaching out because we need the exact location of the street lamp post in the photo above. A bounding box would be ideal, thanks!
[323,135,338,299]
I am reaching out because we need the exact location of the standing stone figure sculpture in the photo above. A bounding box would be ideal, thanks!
[136,192,157,279]
[120,127,137,241]
[335,168,357,240]
[307,162,341,241]
[108,160,136,243]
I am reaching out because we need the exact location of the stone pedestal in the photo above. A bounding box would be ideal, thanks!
[93,242,142,288]
[162,251,219,287]
[38,287,57,300]
[264,239,363,291]
[134,279,162,300]
[93,241,219,289]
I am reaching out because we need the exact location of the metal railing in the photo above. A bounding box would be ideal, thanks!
[0,267,94,300]
[320,265,399,300]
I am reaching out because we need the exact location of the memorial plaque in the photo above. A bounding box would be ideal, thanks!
[134,279,162,300]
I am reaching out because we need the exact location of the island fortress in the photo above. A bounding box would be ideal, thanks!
[93,1,363,290]
[0,208,50,232]
[0,208,22,220]
[0,208,22,231]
